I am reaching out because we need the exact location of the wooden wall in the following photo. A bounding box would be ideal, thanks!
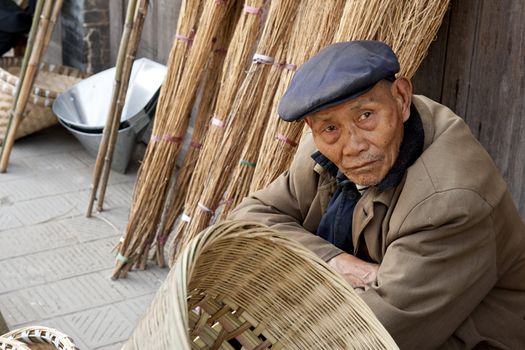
[413,0,525,219]
[108,0,525,219]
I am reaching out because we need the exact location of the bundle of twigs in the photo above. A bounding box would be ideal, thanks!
[0,0,63,172]
[113,0,237,279]
[169,0,301,266]
[332,0,392,43]
[152,4,241,268]
[249,0,450,191]
[171,0,270,256]
[377,0,450,78]
[86,0,149,217]
[154,0,204,129]
[218,44,287,218]
[219,0,345,213]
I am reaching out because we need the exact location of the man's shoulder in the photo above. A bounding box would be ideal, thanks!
[398,97,508,215]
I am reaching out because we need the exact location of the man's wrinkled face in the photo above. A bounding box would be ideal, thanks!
[305,79,412,186]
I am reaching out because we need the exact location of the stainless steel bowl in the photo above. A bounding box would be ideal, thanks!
[52,57,166,130]
[52,58,166,173]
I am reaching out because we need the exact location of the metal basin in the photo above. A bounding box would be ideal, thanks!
[52,58,166,172]
[58,118,138,173]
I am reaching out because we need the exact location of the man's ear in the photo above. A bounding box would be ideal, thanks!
[392,77,412,122]
[304,116,313,128]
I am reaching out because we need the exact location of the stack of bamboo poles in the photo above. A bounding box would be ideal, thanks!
[169,0,301,266]
[221,0,345,215]
[86,0,149,217]
[153,0,267,267]
[112,0,239,279]
[0,0,64,172]
[249,0,450,192]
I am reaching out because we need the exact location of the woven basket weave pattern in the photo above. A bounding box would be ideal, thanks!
[0,57,85,143]
[124,221,399,350]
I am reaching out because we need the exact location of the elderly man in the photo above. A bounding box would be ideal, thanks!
[229,41,525,349]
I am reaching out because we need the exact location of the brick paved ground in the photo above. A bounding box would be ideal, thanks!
[0,125,168,349]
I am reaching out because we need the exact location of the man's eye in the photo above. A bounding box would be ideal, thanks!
[358,111,372,122]
[324,125,337,132]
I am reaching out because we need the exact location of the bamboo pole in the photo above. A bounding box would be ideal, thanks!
[42,0,64,49]
[0,0,55,172]
[96,0,150,212]
[0,0,44,151]
[169,0,301,266]
[154,0,267,267]
[85,0,139,217]
[113,0,237,279]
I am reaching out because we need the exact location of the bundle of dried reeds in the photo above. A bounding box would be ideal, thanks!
[113,0,237,279]
[86,0,149,217]
[154,0,204,131]
[249,0,450,191]
[169,0,302,265]
[248,0,346,193]
[221,0,345,215]
[218,44,287,218]
[152,4,241,268]
[0,0,63,172]
[377,0,450,78]
[171,0,270,254]
[332,0,392,43]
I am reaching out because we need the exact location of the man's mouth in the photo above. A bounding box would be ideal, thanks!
[345,160,378,171]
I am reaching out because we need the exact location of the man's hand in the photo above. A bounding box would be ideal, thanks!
[328,253,379,289]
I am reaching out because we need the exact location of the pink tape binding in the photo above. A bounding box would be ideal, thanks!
[275,133,298,147]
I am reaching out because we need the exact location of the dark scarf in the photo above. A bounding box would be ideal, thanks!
[312,104,424,253]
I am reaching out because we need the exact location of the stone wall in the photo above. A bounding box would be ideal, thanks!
[61,0,111,73]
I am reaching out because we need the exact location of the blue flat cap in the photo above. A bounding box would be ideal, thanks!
[278,40,400,121]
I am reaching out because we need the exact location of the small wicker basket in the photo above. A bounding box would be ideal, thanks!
[0,57,85,144]
[124,221,399,350]
[0,326,78,350]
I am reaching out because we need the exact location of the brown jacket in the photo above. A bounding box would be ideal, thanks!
[229,95,525,349]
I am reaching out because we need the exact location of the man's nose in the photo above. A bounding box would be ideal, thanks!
[342,129,368,156]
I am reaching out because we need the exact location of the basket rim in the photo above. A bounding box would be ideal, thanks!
[1,325,78,350]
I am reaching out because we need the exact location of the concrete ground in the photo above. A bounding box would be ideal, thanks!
[0,125,168,349]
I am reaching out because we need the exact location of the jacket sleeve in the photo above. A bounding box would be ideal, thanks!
[361,189,498,349]
[228,134,343,262]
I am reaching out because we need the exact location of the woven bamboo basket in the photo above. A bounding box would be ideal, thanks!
[0,57,85,144]
[125,221,399,350]
[0,326,78,350]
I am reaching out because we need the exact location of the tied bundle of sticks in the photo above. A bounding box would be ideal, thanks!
[153,0,268,267]
[249,0,450,191]
[86,0,149,217]
[151,34,232,268]
[0,0,64,172]
[169,0,301,266]
[220,0,345,216]
[113,0,238,279]
[376,0,450,78]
